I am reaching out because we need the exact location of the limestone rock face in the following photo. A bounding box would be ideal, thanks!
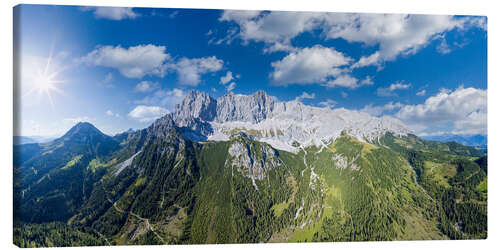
[215,90,276,123]
[170,90,410,153]
[228,139,281,181]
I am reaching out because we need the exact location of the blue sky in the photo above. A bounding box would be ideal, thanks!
[14,5,487,137]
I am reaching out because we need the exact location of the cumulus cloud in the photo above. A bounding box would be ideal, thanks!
[361,102,403,116]
[318,99,337,109]
[220,71,234,85]
[377,82,411,96]
[360,76,374,86]
[326,14,483,67]
[81,44,170,78]
[135,81,160,93]
[324,74,359,88]
[128,105,169,123]
[218,10,319,50]
[135,88,186,110]
[81,44,223,85]
[351,52,381,69]
[219,11,485,65]
[395,86,487,135]
[295,92,316,102]
[270,45,352,85]
[173,56,224,86]
[83,7,138,20]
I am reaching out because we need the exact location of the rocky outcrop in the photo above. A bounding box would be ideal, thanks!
[227,138,281,181]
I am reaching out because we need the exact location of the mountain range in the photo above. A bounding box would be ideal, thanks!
[13,136,56,145]
[421,134,487,149]
[13,90,487,247]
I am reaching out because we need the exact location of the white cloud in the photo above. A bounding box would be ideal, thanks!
[135,88,186,110]
[84,7,138,20]
[439,88,452,94]
[219,10,261,24]
[135,81,160,93]
[220,71,234,85]
[416,89,426,96]
[351,52,380,69]
[226,82,236,92]
[436,39,451,54]
[106,110,120,118]
[295,92,316,101]
[361,102,403,116]
[219,11,325,52]
[395,87,487,135]
[324,74,358,88]
[173,56,224,86]
[377,82,411,96]
[219,11,485,64]
[341,91,348,98]
[81,45,223,85]
[270,45,352,85]
[325,14,485,67]
[128,105,169,123]
[360,76,374,86]
[81,44,170,78]
[318,99,337,109]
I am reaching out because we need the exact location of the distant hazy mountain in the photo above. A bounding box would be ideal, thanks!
[421,134,487,148]
[13,91,487,247]
[13,136,55,145]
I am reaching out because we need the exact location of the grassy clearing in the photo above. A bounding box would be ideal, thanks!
[271,176,297,217]
[61,155,83,170]
[271,202,288,217]
[134,177,146,187]
[87,158,118,173]
[424,161,456,188]
[477,177,487,192]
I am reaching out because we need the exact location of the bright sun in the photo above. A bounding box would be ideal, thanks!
[28,51,65,108]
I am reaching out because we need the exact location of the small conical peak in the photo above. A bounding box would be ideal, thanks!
[63,122,103,138]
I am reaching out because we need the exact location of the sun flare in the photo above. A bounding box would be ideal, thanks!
[27,51,66,108]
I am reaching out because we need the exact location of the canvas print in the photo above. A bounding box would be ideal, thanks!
[13,4,487,247]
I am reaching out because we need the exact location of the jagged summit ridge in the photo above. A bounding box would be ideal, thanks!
[171,90,410,152]
[173,90,277,124]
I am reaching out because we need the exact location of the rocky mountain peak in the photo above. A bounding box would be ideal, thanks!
[148,114,178,138]
[215,90,276,123]
[168,90,410,153]
[173,90,217,122]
